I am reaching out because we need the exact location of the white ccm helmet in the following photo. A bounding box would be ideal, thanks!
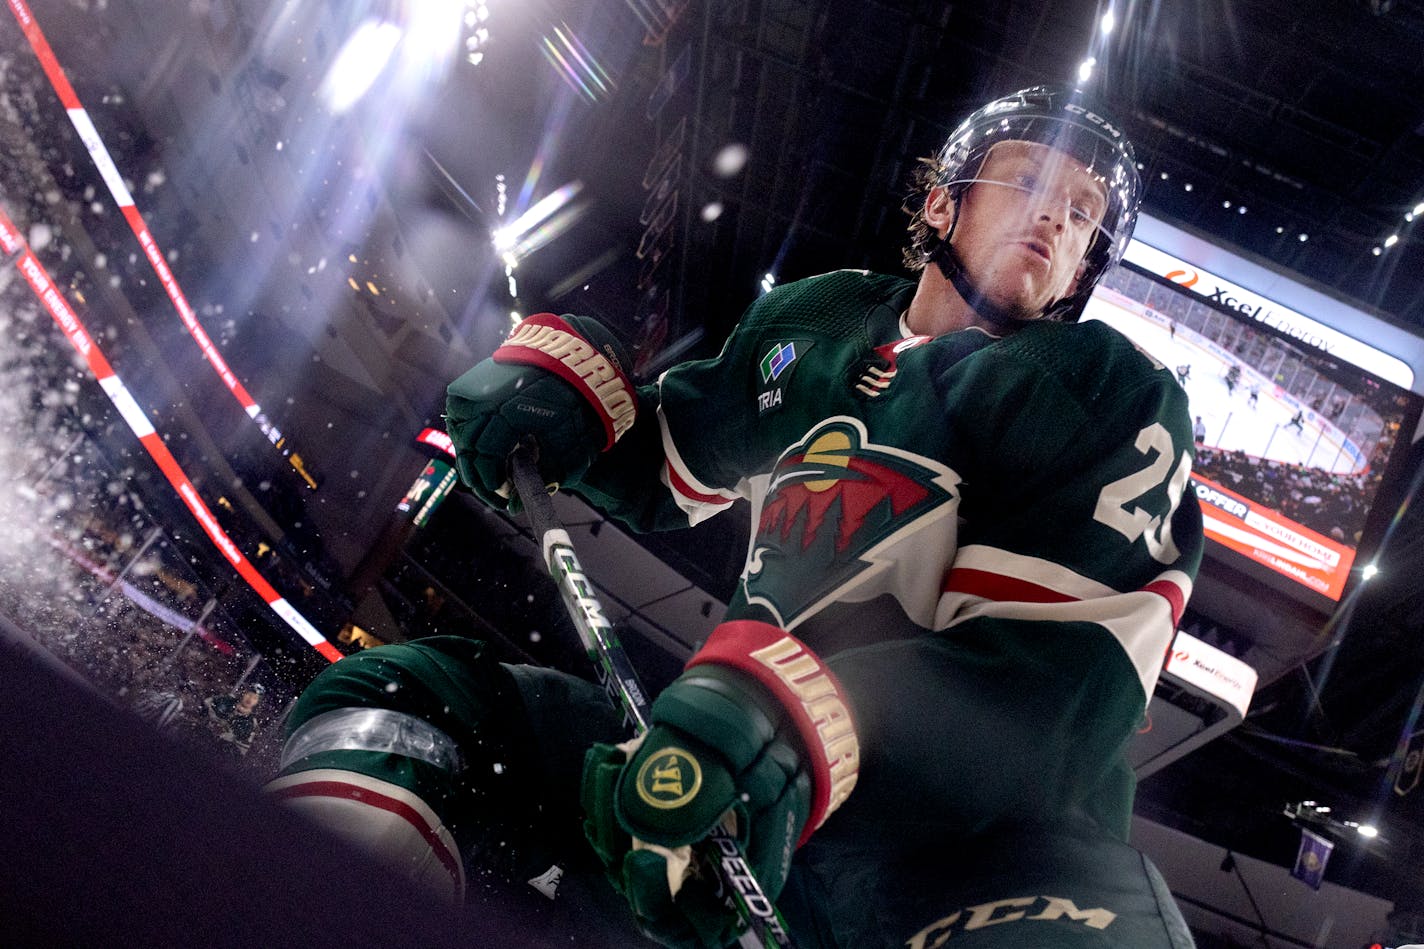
[922,85,1143,324]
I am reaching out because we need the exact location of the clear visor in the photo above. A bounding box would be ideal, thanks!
[938,116,1139,256]
[945,174,1116,246]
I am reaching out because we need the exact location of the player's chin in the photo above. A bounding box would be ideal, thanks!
[988,290,1050,324]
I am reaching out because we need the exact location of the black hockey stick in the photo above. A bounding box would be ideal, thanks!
[509,443,794,949]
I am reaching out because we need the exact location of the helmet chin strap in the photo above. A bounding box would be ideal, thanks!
[925,190,1073,328]
[925,236,1024,329]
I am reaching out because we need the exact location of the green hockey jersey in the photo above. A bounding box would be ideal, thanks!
[573,268,1203,841]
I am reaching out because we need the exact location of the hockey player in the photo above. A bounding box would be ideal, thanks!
[206,684,263,757]
[269,87,1202,947]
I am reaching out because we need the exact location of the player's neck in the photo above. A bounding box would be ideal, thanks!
[905,268,996,338]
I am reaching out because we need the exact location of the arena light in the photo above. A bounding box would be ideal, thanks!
[502,203,587,262]
[700,201,724,222]
[713,143,749,177]
[1342,818,1381,839]
[540,23,615,103]
[1100,8,1116,35]
[1077,57,1096,83]
[1362,562,1379,580]
[1370,199,1424,259]
[492,181,583,258]
[320,20,403,114]
[463,8,492,68]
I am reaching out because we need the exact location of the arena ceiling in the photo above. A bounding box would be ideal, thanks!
[3,0,1424,943]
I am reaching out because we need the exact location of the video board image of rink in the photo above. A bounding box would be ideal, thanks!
[1083,263,1419,602]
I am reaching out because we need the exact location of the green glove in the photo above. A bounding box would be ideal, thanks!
[445,313,638,511]
[581,621,862,949]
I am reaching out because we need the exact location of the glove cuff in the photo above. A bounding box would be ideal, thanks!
[686,620,859,845]
[493,313,637,450]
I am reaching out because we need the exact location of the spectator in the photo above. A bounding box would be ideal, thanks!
[205,684,264,757]
[132,688,185,729]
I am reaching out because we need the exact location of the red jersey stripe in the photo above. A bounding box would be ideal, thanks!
[943,567,1081,605]
[1142,578,1187,626]
[666,459,733,506]
[948,566,1188,627]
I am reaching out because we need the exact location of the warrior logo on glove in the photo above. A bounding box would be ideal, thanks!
[495,314,637,449]
[635,748,704,810]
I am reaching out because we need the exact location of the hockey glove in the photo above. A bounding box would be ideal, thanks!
[581,621,860,949]
[445,313,638,511]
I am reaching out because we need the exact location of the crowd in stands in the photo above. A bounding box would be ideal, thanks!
[0,50,324,779]
[0,268,287,778]
[0,515,290,769]
[1192,446,1383,545]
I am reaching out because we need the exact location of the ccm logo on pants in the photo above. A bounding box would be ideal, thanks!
[905,896,1115,948]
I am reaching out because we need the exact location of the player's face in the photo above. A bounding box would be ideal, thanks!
[237,692,260,714]
[933,140,1108,321]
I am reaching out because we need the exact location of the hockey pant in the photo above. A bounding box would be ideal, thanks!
[267,635,1194,948]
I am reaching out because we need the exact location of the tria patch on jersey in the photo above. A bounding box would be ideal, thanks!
[760,341,799,382]
[756,338,813,415]
[744,417,958,627]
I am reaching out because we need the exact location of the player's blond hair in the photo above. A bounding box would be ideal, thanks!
[901,156,948,273]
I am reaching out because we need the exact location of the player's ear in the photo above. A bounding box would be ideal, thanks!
[924,186,955,238]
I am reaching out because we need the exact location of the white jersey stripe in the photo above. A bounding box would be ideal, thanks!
[655,401,739,525]
[938,546,1193,699]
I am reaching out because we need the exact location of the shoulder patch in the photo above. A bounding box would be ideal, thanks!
[758,339,814,415]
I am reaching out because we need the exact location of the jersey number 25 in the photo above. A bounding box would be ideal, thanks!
[1093,423,1191,565]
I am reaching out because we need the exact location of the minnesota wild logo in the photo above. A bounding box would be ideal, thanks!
[744,417,958,627]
